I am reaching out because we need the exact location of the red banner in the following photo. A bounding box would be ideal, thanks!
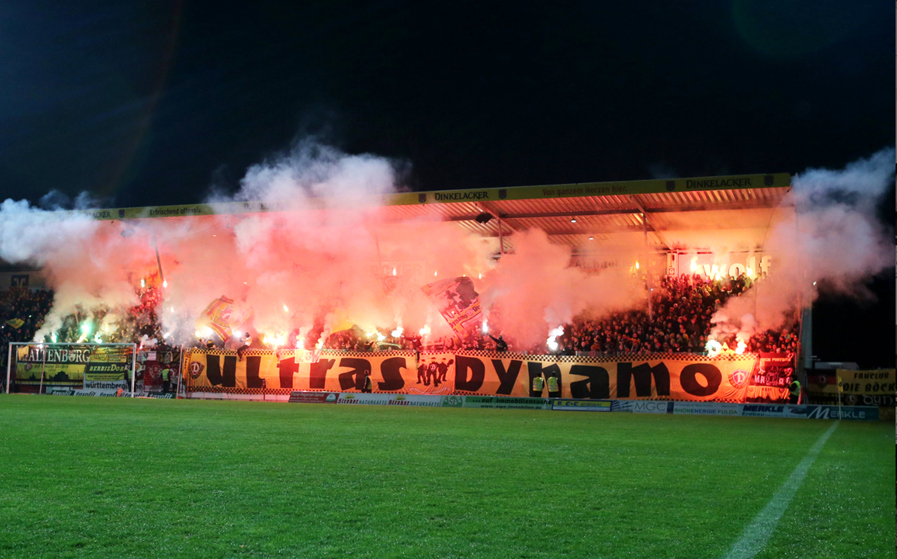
[420,277,483,339]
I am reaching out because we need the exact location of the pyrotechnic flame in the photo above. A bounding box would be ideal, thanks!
[419,324,430,336]
[705,339,722,357]
[283,304,289,313]
[735,340,746,354]
[690,257,697,273]
[434,270,438,276]
[392,267,397,276]
[391,326,403,337]
[162,280,168,288]
[635,261,640,270]
[547,325,564,352]
[478,273,482,279]
[746,267,754,278]
[140,278,145,288]
[267,333,286,348]
[481,319,489,335]
[377,332,386,341]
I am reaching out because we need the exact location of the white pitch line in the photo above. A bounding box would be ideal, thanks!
[723,420,840,559]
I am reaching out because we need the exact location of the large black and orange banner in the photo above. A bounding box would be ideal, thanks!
[185,349,760,402]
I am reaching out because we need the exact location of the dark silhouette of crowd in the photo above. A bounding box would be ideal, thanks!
[552,273,798,356]
[0,287,53,364]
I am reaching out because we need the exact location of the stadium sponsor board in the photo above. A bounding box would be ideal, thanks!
[462,396,551,410]
[185,349,766,403]
[288,392,338,404]
[71,388,123,397]
[673,401,742,416]
[337,393,393,405]
[739,404,880,420]
[806,370,895,407]
[335,393,445,407]
[552,399,612,412]
[611,400,674,414]
[740,404,787,417]
[802,405,879,421]
[385,394,444,407]
[13,343,134,387]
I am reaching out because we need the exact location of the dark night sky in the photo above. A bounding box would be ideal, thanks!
[0,1,893,366]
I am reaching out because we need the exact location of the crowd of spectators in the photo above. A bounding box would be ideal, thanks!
[0,288,54,366]
[553,273,799,357]
[0,273,800,369]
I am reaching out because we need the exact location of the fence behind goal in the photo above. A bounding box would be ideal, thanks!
[5,342,137,396]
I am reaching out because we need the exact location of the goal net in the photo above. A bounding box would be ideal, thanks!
[5,342,137,396]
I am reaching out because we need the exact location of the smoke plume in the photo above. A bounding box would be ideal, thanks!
[710,147,895,342]
[0,140,644,350]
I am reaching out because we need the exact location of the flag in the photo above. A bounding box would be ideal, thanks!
[201,296,235,340]
[421,276,482,338]
[5,318,24,329]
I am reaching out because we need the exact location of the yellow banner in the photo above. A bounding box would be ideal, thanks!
[453,352,758,401]
[185,349,423,393]
[835,369,895,395]
[185,349,759,402]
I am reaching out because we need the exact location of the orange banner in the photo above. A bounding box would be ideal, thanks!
[185,348,760,402]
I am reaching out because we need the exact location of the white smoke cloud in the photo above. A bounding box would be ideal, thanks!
[11,139,886,353]
[710,147,895,341]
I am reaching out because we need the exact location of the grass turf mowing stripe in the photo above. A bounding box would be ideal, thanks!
[723,420,839,559]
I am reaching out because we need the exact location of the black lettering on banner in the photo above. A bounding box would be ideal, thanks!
[527,362,561,394]
[568,365,610,399]
[338,358,372,391]
[492,359,523,395]
[379,357,407,391]
[679,363,722,397]
[616,362,670,398]
[455,355,485,391]
[309,359,336,389]
[205,354,237,387]
[276,357,300,389]
[245,356,264,388]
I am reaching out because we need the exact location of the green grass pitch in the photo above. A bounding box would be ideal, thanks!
[0,396,892,558]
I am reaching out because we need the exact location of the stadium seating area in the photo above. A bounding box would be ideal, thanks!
[0,273,800,371]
